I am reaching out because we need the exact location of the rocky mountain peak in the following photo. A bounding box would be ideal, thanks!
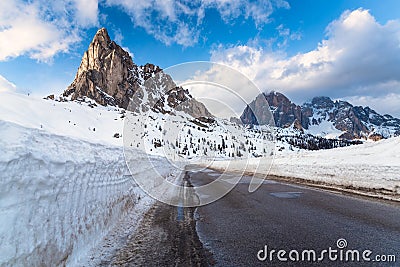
[141,63,162,80]
[241,91,309,128]
[308,96,335,110]
[62,28,212,119]
[63,27,137,108]
[266,91,291,107]
[93,27,111,45]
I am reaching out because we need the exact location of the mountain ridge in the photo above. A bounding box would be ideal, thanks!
[241,91,400,140]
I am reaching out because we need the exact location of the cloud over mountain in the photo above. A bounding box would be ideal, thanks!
[0,0,97,62]
[211,9,400,116]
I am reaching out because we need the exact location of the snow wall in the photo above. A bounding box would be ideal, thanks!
[0,122,175,266]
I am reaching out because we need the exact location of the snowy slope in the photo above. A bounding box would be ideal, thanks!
[306,118,344,139]
[0,92,362,162]
[125,112,276,160]
[0,92,124,146]
[0,92,276,159]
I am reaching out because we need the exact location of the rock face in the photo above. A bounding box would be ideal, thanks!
[241,91,400,139]
[63,28,212,118]
[241,91,308,128]
[64,28,138,108]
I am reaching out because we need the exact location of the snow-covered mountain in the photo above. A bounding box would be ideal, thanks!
[241,91,400,140]
[37,28,362,156]
[49,28,279,159]
[0,28,370,162]
[38,28,365,156]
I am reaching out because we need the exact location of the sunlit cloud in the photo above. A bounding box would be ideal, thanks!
[210,9,400,116]
[0,0,288,61]
[0,0,98,62]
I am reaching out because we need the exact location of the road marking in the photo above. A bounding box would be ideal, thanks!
[269,192,303,199]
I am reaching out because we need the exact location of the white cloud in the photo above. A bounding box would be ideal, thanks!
[201,0,289,26]
[0,75,17,92]
[169,62,263,118]
[105,0,289,47]
[73,0,99,27]
[210,9,400,116]
[0,0,288,60]
[275,24,302,48]
[0,0,98,62]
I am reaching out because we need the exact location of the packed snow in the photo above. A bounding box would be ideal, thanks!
[0,120,179,265]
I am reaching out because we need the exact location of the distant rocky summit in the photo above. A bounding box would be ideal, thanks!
[63,28,212,118]
[241,92,306,128]
[241,91,400,140]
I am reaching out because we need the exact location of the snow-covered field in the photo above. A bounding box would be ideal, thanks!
[205,137,400,201]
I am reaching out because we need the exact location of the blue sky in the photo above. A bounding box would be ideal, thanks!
[1,0,400,116]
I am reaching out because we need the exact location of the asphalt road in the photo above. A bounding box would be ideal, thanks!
[189,168,400,267]
[108,168,400,267]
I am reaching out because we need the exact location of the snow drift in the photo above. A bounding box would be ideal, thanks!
[0,121,176,265]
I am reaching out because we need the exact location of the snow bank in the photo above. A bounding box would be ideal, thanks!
[206,137,400,201]
[0,121,176,266]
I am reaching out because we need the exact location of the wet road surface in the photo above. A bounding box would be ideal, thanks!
[108,168,400,266]
[192,169,400,266]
